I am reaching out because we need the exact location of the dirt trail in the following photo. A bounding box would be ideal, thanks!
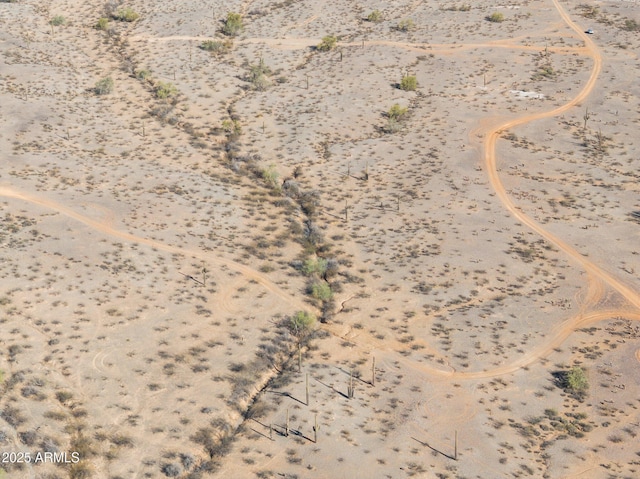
[483,0,640,313]
[0,186,309,313]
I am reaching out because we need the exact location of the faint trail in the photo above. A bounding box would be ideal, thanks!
[0,186,309,312]
[130,34,587,56]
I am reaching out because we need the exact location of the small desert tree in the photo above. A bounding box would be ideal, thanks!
[288,310,316,339]
[487,12,505,23]
[223,12,243,36]
[399,75,417,91]
[94,77,114,95]
[113,7,139,22]
[317,35,337,52]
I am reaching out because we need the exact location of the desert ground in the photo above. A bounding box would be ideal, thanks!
[0,0,639,478]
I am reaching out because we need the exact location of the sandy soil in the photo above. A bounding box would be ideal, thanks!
[1,1,639,478]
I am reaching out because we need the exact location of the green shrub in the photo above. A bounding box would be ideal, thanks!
[566,366,588,393]
[303,258,328,276]
[114,7,139,22]
[95,17,109,30]
[223,12,243,36]
[50,15,66,26]
[289,310,316,337]
[94,77,114,95]
[310,281,332,301]
[388,103,408,120]
[367,10,383,23]
[487,12,505,23]
[397,19,415,31]
[399,75,417,91]
[155,81,177,99]
[317,35,337,52]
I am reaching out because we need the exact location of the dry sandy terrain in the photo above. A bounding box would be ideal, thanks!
[1,0,639,478]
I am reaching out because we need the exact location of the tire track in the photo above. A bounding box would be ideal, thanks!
[0,186,310,313]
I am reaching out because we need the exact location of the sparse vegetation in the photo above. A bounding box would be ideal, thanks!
[397,19,415,31]
[487,12,505,23]
[112,7,139,22]
[95,17,109,30]
[50,15,66,26]
[317,35,338,52]
[223,12,243,36]
[367,10,383,23]
[399,75,417,91]
[155,81,177,99]
[200,39,232,55]
[94,76,114,95]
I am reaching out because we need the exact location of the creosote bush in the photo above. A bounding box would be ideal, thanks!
[316,35,337,52]
[388,103,408,120]
[155,81,177,99]
[487,12,505,23]
[200,39,232,55]
[397,18,415,31]
[113,7,139,22]
[94,77,114,95]
[309,281,332,301]
[95,17,109,30]
[367,10,383,23]
[223,12,243,36]
[399,75,417,91]
[50,15,66,26]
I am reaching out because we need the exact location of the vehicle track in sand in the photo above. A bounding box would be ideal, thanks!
[0,186,309,314]
[4,1,638,383]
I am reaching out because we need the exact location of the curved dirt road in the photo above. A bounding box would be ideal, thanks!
[484,0,640,312]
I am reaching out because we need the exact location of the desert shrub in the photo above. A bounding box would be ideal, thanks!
[161,463,182,477]
[388,103,408,120]
[261,164,279,189]
[201,39,232,54]
[399,75,417,91]
[0,0,19,3]
[459,4,471,11]
[309,281,332,301]
[1,405,25,427]
[113,7,139,22]
[155,81,177,99]
[303,258,327,276]
[247,59,272,91]
[397,19,415,31]
[95,17,109,30]
[566,366,588,393]
[385,118,403,134]
[622,19,639,32]
[367,10,383,22]
[55,390,73,403]
[135,68,151,80]
[317,35,337,51]
[223,12,243,36]
[487,12,505,23]
[50,15,66,26]
[221,119,241,136]
[289,310,316,337]
[94,76,114,95]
